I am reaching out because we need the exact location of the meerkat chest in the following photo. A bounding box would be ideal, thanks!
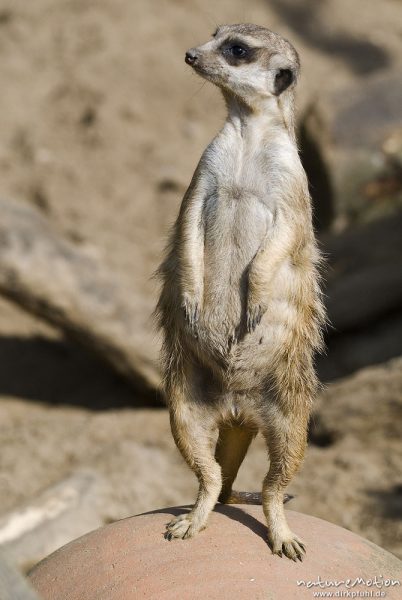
[202,185,271,285]
[206,125,292,209]
[204,187,270,244]
[203,136,275,248]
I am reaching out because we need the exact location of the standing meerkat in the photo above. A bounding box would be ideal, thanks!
[155,24,325,562]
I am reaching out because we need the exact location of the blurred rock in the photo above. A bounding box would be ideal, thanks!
[323,211,402,331]
[318,311,402,381]
[0,471,106,572]
[0,552,41,600]
[318,211,402,381]
[0,198,161,399]
[301,74,402,230]
[301,357,402,558]
[270,0,392,76]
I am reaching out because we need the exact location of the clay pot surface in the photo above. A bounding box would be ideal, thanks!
[29,505,402,600]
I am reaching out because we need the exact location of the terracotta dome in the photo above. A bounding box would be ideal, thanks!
[29,505,402,600]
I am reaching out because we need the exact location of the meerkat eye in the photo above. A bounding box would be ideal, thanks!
[229,45,247,57]
[220,41,252,64]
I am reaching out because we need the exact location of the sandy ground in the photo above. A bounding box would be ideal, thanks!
[0,0,401,568]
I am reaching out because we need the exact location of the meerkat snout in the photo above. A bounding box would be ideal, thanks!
[184,23,300,106]
[185,50,198,66]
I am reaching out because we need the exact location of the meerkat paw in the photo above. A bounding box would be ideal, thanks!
[267,527,306,562]
[246,302,267,333]
[164,512,204,540]
[182,293,201,337]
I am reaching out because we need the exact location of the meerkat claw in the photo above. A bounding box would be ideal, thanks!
[228,331,237,348]
[283,539,306,561]
[246,304,265,332]
[182,297,200,336]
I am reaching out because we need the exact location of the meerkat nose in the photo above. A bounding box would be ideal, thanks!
[185,50,198,65]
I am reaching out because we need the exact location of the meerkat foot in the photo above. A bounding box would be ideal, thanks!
[267,525,306,562]
[164,512,205,541]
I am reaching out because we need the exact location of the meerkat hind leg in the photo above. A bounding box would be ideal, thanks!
[215,423,294,506]
[262,409,308,561]
[165,401,222,541]
[215,425,256,503]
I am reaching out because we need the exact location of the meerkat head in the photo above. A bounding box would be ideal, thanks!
[185,24,300,107]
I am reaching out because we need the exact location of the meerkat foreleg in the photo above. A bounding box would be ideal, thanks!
[177,176,206,336]
[247,220,297,332]
[165,391,222,540]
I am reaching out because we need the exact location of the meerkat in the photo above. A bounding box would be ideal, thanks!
[155,24,325,562]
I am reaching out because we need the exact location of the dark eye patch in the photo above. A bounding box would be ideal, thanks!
[219,38,259,66]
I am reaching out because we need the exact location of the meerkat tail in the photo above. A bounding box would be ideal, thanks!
[222,491,294,505]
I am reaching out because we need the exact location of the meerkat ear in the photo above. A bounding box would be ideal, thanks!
[274,68,295,95]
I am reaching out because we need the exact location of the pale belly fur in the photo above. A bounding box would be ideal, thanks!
[201,189,270,331]
[191,189,292,388]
